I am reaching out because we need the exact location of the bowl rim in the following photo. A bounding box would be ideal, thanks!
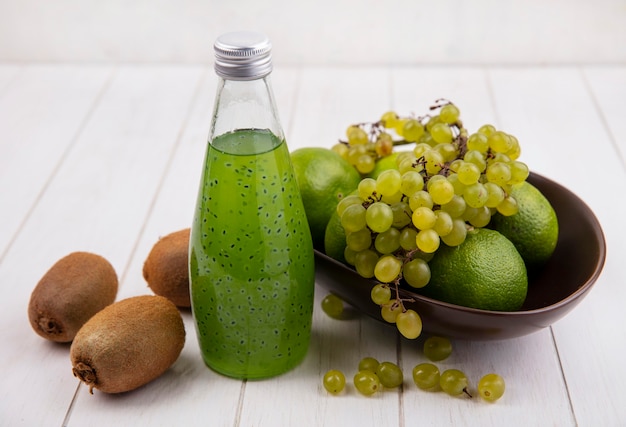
[315,171,607,318]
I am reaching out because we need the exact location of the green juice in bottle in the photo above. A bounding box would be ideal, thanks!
[189,32,315,379]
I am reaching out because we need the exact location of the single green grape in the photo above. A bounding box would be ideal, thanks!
[412,206,437,230]
[488,131,513,153]
[374,255,402,283]
[477,373,505,402]
[485,162,512,187]
[399,227,418,251]
[356,154,375,174]
[403,258,430,288]
[439,104,460,124]
[375,361,404,388]
[439,369,471,397]
[468,205,492,228]
[457,161,481,185]
[346,228,372,252]
[400,170,425,197]
[509,160,529,184]
[423,336,453,361]
[323,369,346,395]
[395,309,422,339]
[344,246,357,265]
[403,119,425,142]
[467,132,489,152]
[484,182,505,208]
[428,178,455,205]
[463,182,488,208]
[381,111,399,129]
[390,201,412,229]
[358,357,380,372]
[423,149,444,175]
[321,294,344,319]
[433,210,454,237]
[353,370,381,396]
[375,132,394,156]
[415,229,440,253]
[478,124,496,137]
[381,299,402,323]
[440,195,466,218]
[496,195,519,216]
[376,169,402,197]
[358,177,378,200]
[365,202,394,233]
[354,249,379,279]
[430,123,454,144]
[435,142,458,162]
[370,284,391,305]
[412,362,440,390]
[347,125,369,145]
[374,227,401,254]
[340,203,367,233]
[409,190,434,211]
[331,142,349,159]
[398,155,419,174]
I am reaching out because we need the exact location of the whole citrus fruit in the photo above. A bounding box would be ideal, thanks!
[489,181,558,274]
[291,147,361,249]
[324,210,347,263]
[418,228,527,311]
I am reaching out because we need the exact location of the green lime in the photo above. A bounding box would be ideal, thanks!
[291,147,361,249]
[490,181,558,273]
[419,228,527,311]
[324,210,347,263]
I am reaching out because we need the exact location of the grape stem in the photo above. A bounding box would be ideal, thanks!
[429,98,454,110]
[390,268,415,313]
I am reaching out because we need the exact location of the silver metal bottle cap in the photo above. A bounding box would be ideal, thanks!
[214,31,273,80]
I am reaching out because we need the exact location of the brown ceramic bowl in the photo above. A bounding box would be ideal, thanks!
[314,172,606,340]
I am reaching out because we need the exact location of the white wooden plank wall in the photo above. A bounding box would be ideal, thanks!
[1,64,625,426]
[1,1,625,65]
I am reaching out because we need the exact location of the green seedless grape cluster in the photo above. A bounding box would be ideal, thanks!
[331,100,530,338]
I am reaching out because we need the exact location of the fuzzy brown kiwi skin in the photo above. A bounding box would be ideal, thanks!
[28,252,118,343]
[143,228,190,308]
[70,295,185,394]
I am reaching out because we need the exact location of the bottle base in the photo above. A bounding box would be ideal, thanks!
[200,351,308,380]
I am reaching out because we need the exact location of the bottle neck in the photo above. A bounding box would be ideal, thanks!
[209,75,284,142]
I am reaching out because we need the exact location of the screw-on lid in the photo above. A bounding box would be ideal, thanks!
[214,31,273,80]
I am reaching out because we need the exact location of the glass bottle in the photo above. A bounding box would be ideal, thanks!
[189,31,315,379]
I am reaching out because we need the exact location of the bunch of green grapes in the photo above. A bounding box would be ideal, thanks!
[335,101,530,338]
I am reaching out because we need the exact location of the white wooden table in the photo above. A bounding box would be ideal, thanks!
[1,64,625,427]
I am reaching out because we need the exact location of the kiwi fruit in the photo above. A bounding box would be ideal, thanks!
[143,228,190,307]
[70,295,185,394]
[28,252,118,343]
